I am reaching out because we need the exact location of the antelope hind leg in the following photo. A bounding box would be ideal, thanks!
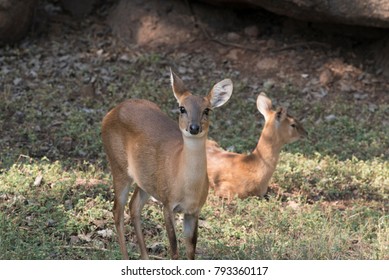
[129,186,150,259]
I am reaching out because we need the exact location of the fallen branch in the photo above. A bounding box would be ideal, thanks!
[272,41,331,52]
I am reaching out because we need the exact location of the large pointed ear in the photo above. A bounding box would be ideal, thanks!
[170,69,189,102]
[256,92,273,121]
[208,79,233,108]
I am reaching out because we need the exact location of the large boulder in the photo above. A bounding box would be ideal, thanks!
[0,0,38,44]
[202,0,389,28]
[108,0,238,47]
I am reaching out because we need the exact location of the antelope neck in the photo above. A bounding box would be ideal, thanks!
[252,131,283,167]
[181,134,208,178]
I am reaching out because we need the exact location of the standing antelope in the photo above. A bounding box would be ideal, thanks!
[207,93,307,200]
[101,70,232,259]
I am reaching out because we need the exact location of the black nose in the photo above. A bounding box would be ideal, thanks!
[189,124,200,135]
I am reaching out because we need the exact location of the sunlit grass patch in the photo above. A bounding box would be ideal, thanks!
[201,193,388,260]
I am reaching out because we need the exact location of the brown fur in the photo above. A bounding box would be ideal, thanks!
[207,93,307,201]
[101,70,232,259]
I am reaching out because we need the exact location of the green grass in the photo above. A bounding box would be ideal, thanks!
[201,195,388,259]
[0,156,387,259]
[0,50,388,260]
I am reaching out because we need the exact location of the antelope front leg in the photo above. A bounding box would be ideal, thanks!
[183,212,199,260]
[129,187,150,260]
[163,207,179,259]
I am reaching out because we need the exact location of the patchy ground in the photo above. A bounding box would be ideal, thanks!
[1,0,388,165]
[0,1,388,260]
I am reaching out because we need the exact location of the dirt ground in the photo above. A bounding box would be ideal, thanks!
[9,0,389,101]
[1,0,388,163]
[105,0,389,104]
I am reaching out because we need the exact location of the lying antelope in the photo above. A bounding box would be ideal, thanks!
[101,70,232,259]
[207,93,307,200]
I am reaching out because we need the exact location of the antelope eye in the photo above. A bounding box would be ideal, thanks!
[179,106,186,114]
[203,108,211,116]
[291,123,296,128]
